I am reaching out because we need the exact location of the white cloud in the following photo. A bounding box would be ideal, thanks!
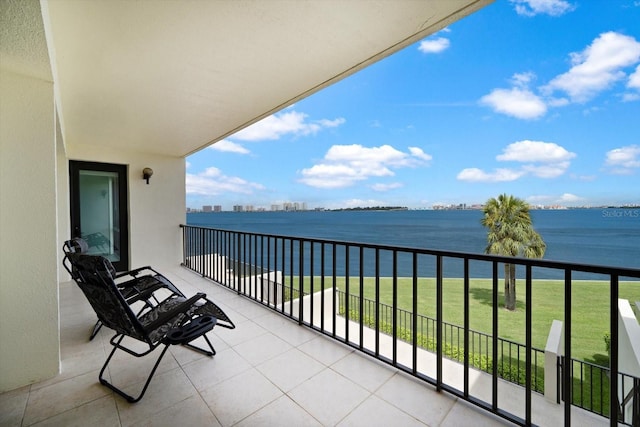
[371,182,403,192]
[559,193,582,203]
[186,167,265,195]
[605,145,640,174]
[511,71,536,88]
[418,37,450,54]
[480,87,547,119]
[231,110,345,141]
[498,140,575,178]
[340,199,386,209]
[625,65,640,101]
[209,139,250,154]
[522,161,571,178]
[408,146,433,162]
[528,193,583,205]
[457,168,525,182]
[482,33,640,119]
[299,144,432,189]
[510,0,575,17]
[543,32,640,103]
[628,65,640,89]
[496,140,576,162]
[459,140,575,182]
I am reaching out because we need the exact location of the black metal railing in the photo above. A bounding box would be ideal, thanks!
[336,289,545,393]
[180,224,640,427]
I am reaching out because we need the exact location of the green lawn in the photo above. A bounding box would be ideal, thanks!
[293,276,640,363]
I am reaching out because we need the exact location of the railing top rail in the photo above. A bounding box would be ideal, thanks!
[180,224,640,278]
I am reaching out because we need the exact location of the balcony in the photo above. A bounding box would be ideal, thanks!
[2,226,637,426]
[0,267,502,426]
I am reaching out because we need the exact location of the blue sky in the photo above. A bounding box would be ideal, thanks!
[186,0,640,210]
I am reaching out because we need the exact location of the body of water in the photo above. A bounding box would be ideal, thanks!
[187,208,640,273]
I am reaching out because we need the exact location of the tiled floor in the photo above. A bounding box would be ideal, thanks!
[0,267,602,426]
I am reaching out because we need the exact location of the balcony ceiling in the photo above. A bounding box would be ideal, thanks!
[34,0,491,157]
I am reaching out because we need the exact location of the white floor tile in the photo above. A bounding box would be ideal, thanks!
[257,348,325,392]
[200,368,283,426]
[288,369,369,426]
[338,395,426,427]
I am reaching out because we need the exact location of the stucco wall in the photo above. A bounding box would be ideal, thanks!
[65,143,186,269]
[56,114,70,282]
[0,69,60,392]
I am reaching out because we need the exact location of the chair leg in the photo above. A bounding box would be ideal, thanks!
[183,334,216,356]
[89,320,103,340]
[98,335,171,403]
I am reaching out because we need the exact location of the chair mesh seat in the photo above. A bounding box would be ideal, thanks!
[139,296,190,343]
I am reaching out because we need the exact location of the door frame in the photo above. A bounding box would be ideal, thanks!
[69,160,129,271]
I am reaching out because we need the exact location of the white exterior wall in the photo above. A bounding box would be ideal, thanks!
[0,69,186,393]
[56,115,70,282]
[0,69,60,392]
[65,144,185,269]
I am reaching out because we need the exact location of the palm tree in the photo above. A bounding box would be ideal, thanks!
[481,194,546,311]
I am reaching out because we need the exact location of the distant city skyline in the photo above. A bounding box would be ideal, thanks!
[186,201,640,213]
[186,0,640,210]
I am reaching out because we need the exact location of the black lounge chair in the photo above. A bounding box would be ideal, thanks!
[63,238,185,340]
[64,252,234,402]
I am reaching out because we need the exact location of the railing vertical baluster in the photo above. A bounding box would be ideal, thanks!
[525,264,532,425]
[310,242,314,327]
[260,235,264,303]
[332,243,337,338]
[564,269,572,426]
[345,244,350,344]
[273,237,278,310]
[436,254,442,391]
[413,252,418,375]
[280,237,285,314]
[321,242,325,332]
[610,274,619,427]
[375,248,380,357]
[267,236,272,305]
[392,250,398,366]
[589,362,593,412]
[492,261,499,411]
[254,234,258,299]
[359,246,364,350]
[180,225,185,266]
[243,233,247,295]
[289,238,294,318]
[299,239,304,325]
[215,229,219,282]
[215,229,218,283]
[207,230,214,279]
[464,258,470,398]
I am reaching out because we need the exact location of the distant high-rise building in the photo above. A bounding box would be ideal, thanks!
[214,205,222,212]
[203,205,212,212]
[233,205,244,212]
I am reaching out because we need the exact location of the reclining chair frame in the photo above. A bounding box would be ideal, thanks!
[64,249,235,403]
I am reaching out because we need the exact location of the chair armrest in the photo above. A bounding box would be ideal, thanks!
[114,266,157,279]
[142,293,208,333]
[163,315,217,345]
